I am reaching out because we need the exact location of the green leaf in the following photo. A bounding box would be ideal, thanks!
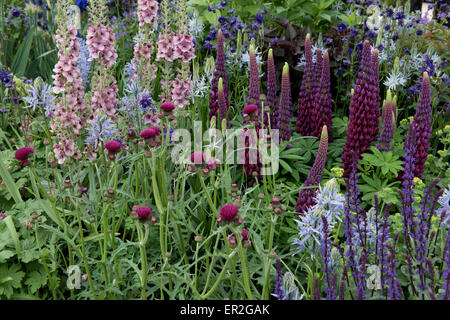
[0,153,23,204]
[0,264,25,299]
[3,216,21,258]
[0,250,15,263]
[25,270,47,294]
[11,31,34,77]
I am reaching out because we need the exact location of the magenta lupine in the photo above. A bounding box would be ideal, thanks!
[51,0,85,164]
[341,40,380,178]
[279,63,292,141]
[295,126,329,214]
[266,48,278,129]
[412,72,432,179]
[372,49,380,138]
[209,29,229,120]
[217,77,229,127]
[376,92,396,152]
[310,49,323,137]
[316,50,332,138]
[296,33,316,136]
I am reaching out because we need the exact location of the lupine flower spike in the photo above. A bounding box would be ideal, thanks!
[412,72,432,179]
[341,40,379,178]
[217,77,229,128]
[296,33,316,136]
[266,48,278,129]
[247,39,261,124]
[209,29,229,121]
[317,50,332,138]
[279,63,292,141]
[376,90,396,151]
[295,125,329,214]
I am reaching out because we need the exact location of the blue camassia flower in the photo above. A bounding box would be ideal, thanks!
[22,80,56,116]
[85,113,118,148]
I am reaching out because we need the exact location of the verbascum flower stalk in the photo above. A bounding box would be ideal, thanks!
[51,0,85,164]
[341,40,379,178]
[133,0,158,91]
[296,33,316,136]
[317,50,332,138]
[376,91,396,152]
[295,126,328,213]
[412,72,432,179]
[86,0,119,120]
[208,29,229,120]
[279,63,292,141]
[266,48,278,129]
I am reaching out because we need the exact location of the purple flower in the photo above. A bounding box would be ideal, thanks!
[416,29,423,36]
[384,24,391,31]
[207,5,215,12]
[337,22,347,33]
[271,37,279,45]
[10,7,20,17]
[218,16,226,24]
[255,13,264,25]
[0,69,13,88]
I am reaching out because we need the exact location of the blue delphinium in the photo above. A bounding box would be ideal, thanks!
[85,114,118,148]
[337,22,347,33]
[22,81,56,116]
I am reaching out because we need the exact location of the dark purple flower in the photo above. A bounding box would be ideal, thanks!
[10,7,20,17]
[218,16,226,25]
[416,29,423,36]
[337,22,347,33]
[255,13,264,25]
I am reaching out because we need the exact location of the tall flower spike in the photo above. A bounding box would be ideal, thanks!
[279,62,292,141]
[217,77,229,127]
[266,48,278,129]
[296,33,316,136]
[295,125,329,214]
[317,50,332,138]
[341,40,379,178]
[371,48,381,138]
[310,49,323,137]
[376,90,396,152]
[247,39,261,118]
[209,29,229,120]
[412,72,432,179]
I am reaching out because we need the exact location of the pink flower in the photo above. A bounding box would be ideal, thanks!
[140,126,160,139]
[15,146,35,161]
[219,204,239,221]
[156,34,176,62]
[190,151,205,164]
[241,228,249,241]
[136,205,152,220]
[160,101,175,113]
[137,0,158,26]
[171,76,192,107]
[105,140,121,153]
[173,34,195,63]
[243,104,258,115]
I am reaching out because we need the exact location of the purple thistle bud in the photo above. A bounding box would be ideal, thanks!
[266,49,278,129]
[412,72,432,179]
[209,29,229,121]
[316,50,332,138]
[279,63,292,141]
[341,40,380,178]
[296,34,317,136]
[295,126,328,213]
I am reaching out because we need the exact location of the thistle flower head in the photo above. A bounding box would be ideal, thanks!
[219,203,239,221]
[136,205,152,220]
[160,101,175,113]
[15,146,35,161]
[105,140,121,153]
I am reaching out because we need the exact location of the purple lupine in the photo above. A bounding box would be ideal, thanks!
[310,49,323,137]
[217,77,229,127]
[399,121,417,255]
[273,259,285,300]
[412,72,432,179]
[266,48,278,129]
[296,33,317,136]
[376,94,396,151]
[341,40,380,178]
[371,48,380,139]
[316,50,332,138]
[209,29,229,120]
[279,62,292,141]
[321,215,336,300]
[313,278,321,300]
[441,232,450,300]
[295,126,329,213]
[247,40,261,119]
